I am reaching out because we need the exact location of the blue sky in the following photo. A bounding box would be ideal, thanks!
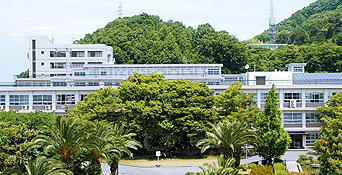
[0,0,316,81]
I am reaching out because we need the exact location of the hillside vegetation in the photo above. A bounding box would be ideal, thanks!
[76,13,247,74]
[77,3,342,74]
[255,0,342,45]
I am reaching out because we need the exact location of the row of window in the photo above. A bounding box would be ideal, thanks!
[49,51,102,57]
[2,94,87,106]
[283,112,321,124]
[255,92,337,104]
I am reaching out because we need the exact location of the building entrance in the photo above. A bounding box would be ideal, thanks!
[289,135,303,149]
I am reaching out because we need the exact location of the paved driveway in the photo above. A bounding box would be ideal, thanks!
[101,150,317,175]
[101,163,200,175]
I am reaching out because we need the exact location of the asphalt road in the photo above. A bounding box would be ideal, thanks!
[101,150,317,175]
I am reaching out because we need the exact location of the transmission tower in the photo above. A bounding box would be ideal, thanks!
[118,2,123,18]
[269,0,276,42]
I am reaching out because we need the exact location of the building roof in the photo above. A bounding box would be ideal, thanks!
[293,73,342,85]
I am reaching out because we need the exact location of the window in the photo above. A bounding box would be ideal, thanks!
[256,76,265,85]
[88,62,102,65]
[10,95,29,105]
[88,82,99,86]
[41,62,44,66]
[101,71,107,76]
[80,94,87,101]
[284,93,301,103]
[71,51,85,57]
[50,62,66,69]
[208,81,219,85]
[71,62,84,68]
[53,82,67,86]
[261,93,267,103]
[32,51,36,61]
[0,95,5,105]
[283,113,302,124]
[306,113,321,123]
[208,68,220,75]
[33,95,52,105]
[75,82,86,86]
[41,51,44,54]
[74,72,85,76]
[56,94,75,105]
[305,92,323,103]
[306,133,319,144]
[293,66,303,72]
[32,40,36,49]
[88,51,102,57]
[50,51,66,57]
[107,54,111,62]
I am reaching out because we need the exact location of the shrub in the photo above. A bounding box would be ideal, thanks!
[273,163,285,171]
[248,163,257,169]
[274,163,287,175]
[238,164,248,171]
[298,155,307,160]
[297,158,304,166]
[251,165,273,175]
[85,164,102,175]
[274,171,288,175]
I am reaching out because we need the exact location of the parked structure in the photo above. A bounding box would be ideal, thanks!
[2,36,340,150]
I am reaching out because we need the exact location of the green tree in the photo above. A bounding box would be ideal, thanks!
[0,111,55,172]
[196,120,255,167]
[29,116,94,170]
[315,92,342,174]
[186,155,237,175]
[215,81,258,124]
[86,122,141,175]
[253,85,291,165]
[67,86,120,122]
[1,156,73,175]
[16,69,29,78]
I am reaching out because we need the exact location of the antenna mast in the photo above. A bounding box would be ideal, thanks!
[269,0,276,42]
[118,2,123,18]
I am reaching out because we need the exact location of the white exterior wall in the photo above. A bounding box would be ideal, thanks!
[246,71,293,86]
[29,36,113,78]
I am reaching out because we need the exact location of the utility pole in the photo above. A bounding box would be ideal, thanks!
[269,0,276,42]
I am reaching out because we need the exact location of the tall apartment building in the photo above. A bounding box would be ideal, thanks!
[2,36,341,150]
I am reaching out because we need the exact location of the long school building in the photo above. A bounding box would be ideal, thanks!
[3,36,342,150]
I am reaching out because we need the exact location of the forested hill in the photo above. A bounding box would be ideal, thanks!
[254,0,342,45]
[76,13,247,74]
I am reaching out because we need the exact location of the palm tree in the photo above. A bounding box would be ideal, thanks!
[196,120,256,167]
[1,156,73,175]
[85,122,141,175]
[29,116,94,170]
[185,155,237,175]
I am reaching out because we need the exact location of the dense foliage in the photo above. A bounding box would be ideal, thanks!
[196,120,256,167]
[315,92,342,174]
[76,13,247,74]
[255,0,342,45]
[247,43,342,73]
[215,81,258,124]
[253,85,291,165]
[69,73,218,156]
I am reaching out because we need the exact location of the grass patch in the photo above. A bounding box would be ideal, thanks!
[119,155,217,167]
[301,165,320,174]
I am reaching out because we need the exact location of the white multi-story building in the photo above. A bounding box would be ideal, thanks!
[28,36,114,78]
[3,36,342,150]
